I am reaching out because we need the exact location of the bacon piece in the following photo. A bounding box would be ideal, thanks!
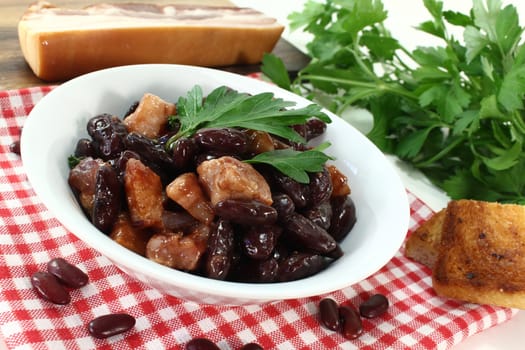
[110,213,151,255]
[68,157,104,213]
[327,165,351,197]
[123,93,175,138]
[165,173,214,225]
[197,156,272,206]
[124,158,164,228]
[145,224,209,271]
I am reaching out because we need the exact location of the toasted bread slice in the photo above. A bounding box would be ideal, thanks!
[432,200,525,309]
[405,208,446,268]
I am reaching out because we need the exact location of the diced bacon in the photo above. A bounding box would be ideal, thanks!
[124,158,164,228]
[68,157,104,212]
[110,213,151,255]
[123,93,176,138]
[197,156,272,206]
[145,224,209,271]
[327,164,351,197]
[165,173,214,225]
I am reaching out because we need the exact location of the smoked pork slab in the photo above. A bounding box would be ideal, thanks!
[18,1,284,81]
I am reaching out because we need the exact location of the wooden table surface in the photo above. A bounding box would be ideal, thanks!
[0,0,309,90]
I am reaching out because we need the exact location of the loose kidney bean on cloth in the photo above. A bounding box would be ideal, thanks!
[0,86,518,350]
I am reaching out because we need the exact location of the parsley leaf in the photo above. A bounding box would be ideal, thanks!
[262,0,525,202]
[245,143,334,184]
[67,155,82,169]
[165,85,333,183]
[261,53,291,90]
[166,85,331,149]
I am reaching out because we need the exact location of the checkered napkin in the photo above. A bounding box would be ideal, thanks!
[0,86,518,350]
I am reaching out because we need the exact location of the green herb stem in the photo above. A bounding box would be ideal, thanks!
[415,135,467,168]
[512,111,525,135]
[297,74,419,101]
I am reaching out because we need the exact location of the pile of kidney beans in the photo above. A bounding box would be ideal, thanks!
[318,294,389,339]
[31,257,136,339]
[67,93,357,283]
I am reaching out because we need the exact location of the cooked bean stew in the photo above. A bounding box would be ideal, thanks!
[68,90,357,283]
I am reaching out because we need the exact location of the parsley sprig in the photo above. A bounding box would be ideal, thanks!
[165,85,333,183]
[262,0,525,203]
[245,142,333,183]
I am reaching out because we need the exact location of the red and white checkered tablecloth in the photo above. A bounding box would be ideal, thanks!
[0,86,518,350]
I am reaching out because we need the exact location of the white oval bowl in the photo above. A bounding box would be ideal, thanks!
[21,64,409,305]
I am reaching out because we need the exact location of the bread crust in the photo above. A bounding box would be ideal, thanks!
[18,2,284,81]
[405,208,445,269]
[432,200,525,309]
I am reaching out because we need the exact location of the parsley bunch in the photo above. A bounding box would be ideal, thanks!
[262,0,525,203]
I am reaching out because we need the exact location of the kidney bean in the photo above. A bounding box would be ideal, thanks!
[168,119,181,134]
[194,152,223,167]
[290,141,309,151]
[9,140,21,155]
[92,164,121,234]
[123,100,139,118]
[271,193,295,221]
[171,137,198,169]
[244,129,275,155]
[328,196,357,242]
[271,171,309,208]
[319,298,340,331]
[74,138,97,158]
[185,338,220,350]
[157,130,177,148]
[324,244,344,260]
[292,123,308,141]
[283,213,337,254]
[302,201,332,231]
[88,313,136,339]
[308,168,333,206]
[241,225,281,260]
[87,113,127,161]
[339,305,363,340]
[31,271,71,305]
[271,243,289,261]
[162,210,198,233]
[205,219,235,280]
[359,294,389,318]
[193,127,249,155]
[124,132,176,174]
[305,118,327,140]
[233,257,279,283]
[114,150,141,180]
[214,199,278,226]
[47,258,89,288]
[240,343,264,350]
[277,252,326,282]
